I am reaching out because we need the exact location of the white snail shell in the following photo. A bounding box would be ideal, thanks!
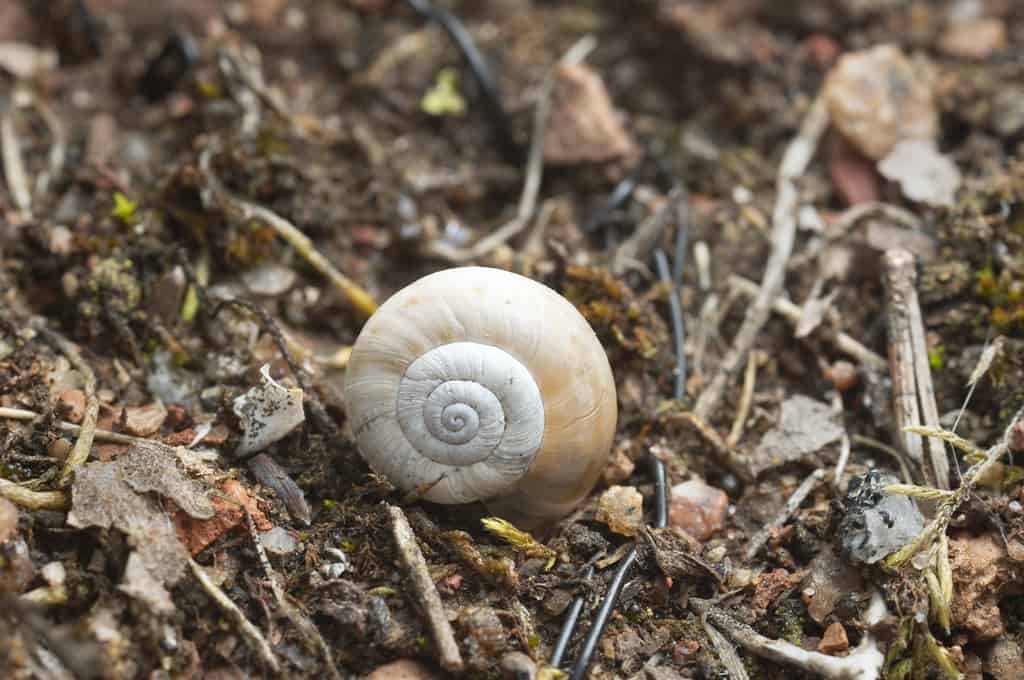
[343,266,617,524]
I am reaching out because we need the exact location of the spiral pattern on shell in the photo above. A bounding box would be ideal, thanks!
[344,266,617,522]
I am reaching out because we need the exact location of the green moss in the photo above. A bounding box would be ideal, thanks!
[928,345,945,371]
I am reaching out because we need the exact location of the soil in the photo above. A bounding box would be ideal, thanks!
[1,1,1024,679]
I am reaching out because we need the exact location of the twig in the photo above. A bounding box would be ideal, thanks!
[29,93,67,199]
[425,35,596,263]
[728,275,887,370]
[387,503,464,672]
[851,434,916,484]
[744,469,824,561]
[789,201,923,270]
[695,94,830,421]
[583,171,639,232]
[244,511,342,680]
[197,144,378,318]
[693,592,887,680]
[654,249,687,401]
[669,411,753,484]
[834,434,851,492]
[564,457,667,679]
[1,94,32,217]
[727,351,757,447]
[885,407,1024,568]
[883,249,949,489]
[0,478,68,510]
[613,186,687,276]
[0,406,152,446]
[549,565,594,668]
[188,558,281,673]
[34,325,99,488]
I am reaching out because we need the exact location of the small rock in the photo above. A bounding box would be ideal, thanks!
[818,622,849,655]
[668,479,728,542]
[804,549,864,623]
[365,659,438,680]
[542,588,573,617]
[950,532,1018,640]
[823,44,938,160]
[603,447,635,485]
[241,264,297,297]
[544,62,638,165]
[596,485,644,536]
[824,360,858,392]
[878,139,961,208]
[123,402,168,437]
[259,527,299,556]
[500,651,536,680]
[751,568,801,614]
[233,364,305,456]
[47,225,74,256]
[839,470,925,564]
[48,437,72,461]
[828,135,880,206]
[0,498,17,544]
[57,389,86,423]
[939,17,1006,60]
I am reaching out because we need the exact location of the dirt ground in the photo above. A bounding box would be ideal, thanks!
[1,1,1024,679]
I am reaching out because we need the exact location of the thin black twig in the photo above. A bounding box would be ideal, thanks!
[655,249,687,401]
[583,172,640,233]
[559,457,668,679]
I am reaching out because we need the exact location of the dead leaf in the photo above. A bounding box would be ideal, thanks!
[750,395,844,476]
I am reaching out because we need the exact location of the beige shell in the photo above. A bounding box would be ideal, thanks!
[343,266,617,525]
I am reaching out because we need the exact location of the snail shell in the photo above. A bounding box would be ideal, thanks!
[343,266,617,525]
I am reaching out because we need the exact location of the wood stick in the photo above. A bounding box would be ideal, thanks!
[883,249,949,489]
[695,95,830,421]
[387,503,464,672]
[728,275,886,370]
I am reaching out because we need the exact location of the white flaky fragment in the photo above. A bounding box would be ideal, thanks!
[233,364,305,456]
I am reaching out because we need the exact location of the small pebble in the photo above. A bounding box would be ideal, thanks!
[500,651,536,680]
[824,360,858,392]
[596,485,644,536]
[818,622,849,654]
[259,527,299,556]
[57,389,86,423]
[365,659,439,680]
[823,44,938,160]
[123,402,168,437]
[668,479,728,542]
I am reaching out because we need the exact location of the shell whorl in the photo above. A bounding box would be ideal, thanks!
[392,341,544,500]
[344,266,617,522]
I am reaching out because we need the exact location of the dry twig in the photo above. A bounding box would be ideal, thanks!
[694,592,887,680]
[728,275,886,370]
[883,249,949,489]
[425,35,596,263]
[726,351,758,447]
[33,325,99,488]
[695,95,830,421]
[188,558,281,673]
[744,469,824,560]
[387,503,464,672]
[198,144,378,318]
[0,478,68,511]
[1,94,32,216]
[0,406,149,446]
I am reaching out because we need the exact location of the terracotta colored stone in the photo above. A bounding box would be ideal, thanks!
[818,622,849,654]
[668,479,728,542]
[806,34,840,67]
[123,402,168,437]
[163,428,197,447]
[174,480,271,555]
[824,360,858,392]
[544,63,638,165]
[828,135,880,206]
[57,389,86,424]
